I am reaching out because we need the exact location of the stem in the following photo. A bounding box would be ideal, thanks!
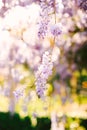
[75,0,78,12]
[54,0,57,24]
[54,0,56,44]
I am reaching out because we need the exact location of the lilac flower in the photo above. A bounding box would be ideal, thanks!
[38,0,49,39]
[50,23,62,36]
[38,18,49,39]
[47,0,64,14]
[35,51,53,98]
[38,0,64,39]
[13,87,25,100]
[77,0,87,11]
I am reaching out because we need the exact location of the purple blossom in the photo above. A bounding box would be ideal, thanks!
[38,19,49,39]
[35,51,53,98]
[13,87,25,100]
[77,0,87,11]
[38,0,49,39]
[50,23,62,36]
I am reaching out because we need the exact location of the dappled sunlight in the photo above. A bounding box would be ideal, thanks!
[0,0,87,130]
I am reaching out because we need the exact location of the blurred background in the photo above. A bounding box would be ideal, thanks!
[0,0,87,130]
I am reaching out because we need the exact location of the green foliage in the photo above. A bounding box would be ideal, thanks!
[0,112,87,130]
[0,112,32,130]
[80,119,87,129]
[65,117,87,130]
[0,112,51,130]
[35,117,51,130]
[75,43,87,70]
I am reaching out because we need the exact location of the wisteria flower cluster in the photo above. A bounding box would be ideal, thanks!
[77,0,87,11]
[35,51,53,98]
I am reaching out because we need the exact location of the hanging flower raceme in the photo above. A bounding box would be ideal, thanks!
[77,0,87,11]
[13,86,26,100]
[35,51,53,98]
[38,0,50,39]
